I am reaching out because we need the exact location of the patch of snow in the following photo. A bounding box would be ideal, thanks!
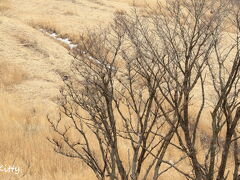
[69,44,78,49]
[49,33,57,38]
[40,29,77,49]
[92,57,116,70]
[169,160,174,165]
[40,29,116,70]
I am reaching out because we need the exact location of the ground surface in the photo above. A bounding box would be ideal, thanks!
[0,0,160,180]
[0,0,235,179]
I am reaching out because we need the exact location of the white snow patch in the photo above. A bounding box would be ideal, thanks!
[40,29,116,70]
[40,29,78,49]
[169,160,174,165]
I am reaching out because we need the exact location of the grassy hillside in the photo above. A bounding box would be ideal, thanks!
[0,0,159,179]
[0,0,237,179]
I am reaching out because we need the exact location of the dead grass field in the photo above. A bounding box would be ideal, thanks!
[0,1,161,179]
[0,0,237,179]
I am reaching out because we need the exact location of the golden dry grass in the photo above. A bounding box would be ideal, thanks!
[0,90,99,180]
[0,0,237,179]
[0,60,27,87]
[0,0,10,12]
[0,1,144,179]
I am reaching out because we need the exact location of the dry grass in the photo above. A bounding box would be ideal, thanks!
[0,60,27,87]
[0,0,236,179]
[16,35,50,58]
[0,0,10,12]
[0,90,98,180]
[28,19,81,44]
[28,20,61,35]
[109,0,158,7]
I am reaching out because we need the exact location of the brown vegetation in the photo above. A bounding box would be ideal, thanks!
[48,0,240,179]
[0,60,27,87]
[1,0,240,179]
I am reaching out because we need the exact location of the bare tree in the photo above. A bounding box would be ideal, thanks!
[48,0,240,179]
[47,22,179,179]
[140,0,240,179]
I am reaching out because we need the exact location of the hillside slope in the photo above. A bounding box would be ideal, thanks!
[0,0,136,179]
[0,0,229,179]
